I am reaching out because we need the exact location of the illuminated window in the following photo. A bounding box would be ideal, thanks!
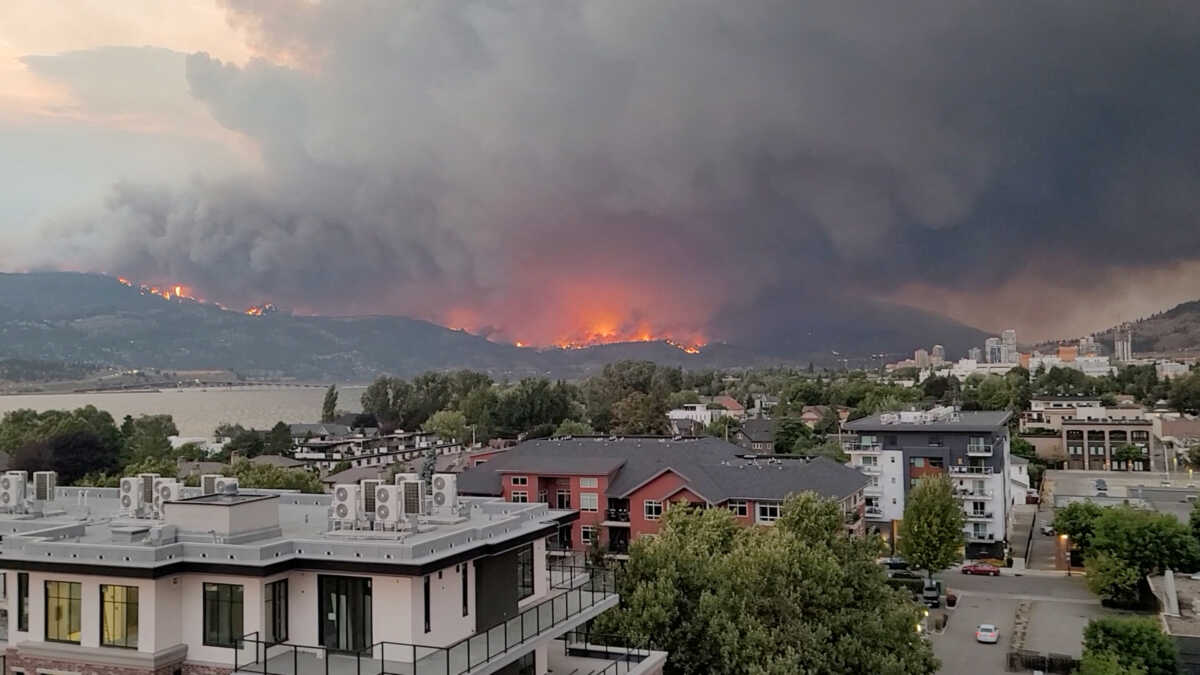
[101,585,139,649]
[45,581,82,644]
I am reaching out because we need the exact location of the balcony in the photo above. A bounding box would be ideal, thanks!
[966,442,994,457]
[964,530,996,543]
[844,440,882,454]
[863,484,883,496]
[233,566,618,675]
[549,631,667,675]
[950,465,993,475]
[857,463,881,475]
[864,506,884,519]
[965,511,994,521]
[954,488,993,499]
[602,508,631,527]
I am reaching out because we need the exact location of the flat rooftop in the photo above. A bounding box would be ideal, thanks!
[844,410,1010,432]
[0,486,572,577]
[1150,574,1200,637]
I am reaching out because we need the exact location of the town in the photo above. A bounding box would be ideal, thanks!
[0,337,1199,674]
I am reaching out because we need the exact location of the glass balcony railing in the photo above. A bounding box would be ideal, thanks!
[233,565,618,675]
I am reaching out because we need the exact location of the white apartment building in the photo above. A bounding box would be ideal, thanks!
[0,472,665,675]
[843,409,1014,558]
[666,403,730,426]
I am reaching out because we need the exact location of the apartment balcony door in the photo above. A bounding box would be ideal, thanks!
[556,489,571,510]
[318,576,372,653]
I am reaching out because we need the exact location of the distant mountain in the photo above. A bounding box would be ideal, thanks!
[0,272,989,378]
[1089,300,1200,356]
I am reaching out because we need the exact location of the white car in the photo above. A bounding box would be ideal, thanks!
[976,623,999,644]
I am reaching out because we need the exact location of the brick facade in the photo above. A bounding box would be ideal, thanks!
[3,648,201,675]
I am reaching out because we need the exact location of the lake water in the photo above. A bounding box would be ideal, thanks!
[0,386,365,437]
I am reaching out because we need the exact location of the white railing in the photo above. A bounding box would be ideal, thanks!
[950,465,993,475]
[966,443,993,457]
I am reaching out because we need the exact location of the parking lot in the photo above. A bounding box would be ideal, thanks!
[929,570,1113,673]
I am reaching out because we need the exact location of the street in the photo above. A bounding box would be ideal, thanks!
[929,570,1109,673]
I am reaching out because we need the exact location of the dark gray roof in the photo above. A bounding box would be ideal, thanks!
[738,418,776,443]
[251,454,307,468]
[456,437,867,503]
[290,423,352,437]
[844,410,1010,433]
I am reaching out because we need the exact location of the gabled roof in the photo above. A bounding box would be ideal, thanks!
[713,395,745,412]
[251,454,307,469]
[738,418,776,443]
[456,437,868,504]
[290,423,352,437]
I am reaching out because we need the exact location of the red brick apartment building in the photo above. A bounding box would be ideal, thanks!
[457,436,870,554]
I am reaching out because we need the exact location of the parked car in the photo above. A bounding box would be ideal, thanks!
[921,581,941,608]
[1040,525,1056,536]
[975,623,999,644]
[880,556,910,570]
[888,569,922,580]
[962,563,1001,576]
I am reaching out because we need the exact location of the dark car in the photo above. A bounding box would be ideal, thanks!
[962,562,1001,576]
[880,556,910,570]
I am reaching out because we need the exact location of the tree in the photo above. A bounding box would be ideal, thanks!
[813,407,841,435]
[264,421,293,455]
[593,493,937,674]
[610,392,668,435]
[898,475,965,579]
[704,416,740,441]
[330,460,353,475]
[773,417,811,453]
[804,439,849,463]
[1084,552,1142,605]
[228,460,323,493]
[1081,617,1177,675]
[1088,505,1200,578]
[423,410,468,443]
[1078,650,1147,675]
[1052,501,1105,550]
[11,429,122,484]
[460,386,500,441]
[554,420,595,437]
[321,385,339,423]
[224,428,265,458]
[1169,373,1200,413]
[1111,444,1143,465]
[1190,499,1200,543]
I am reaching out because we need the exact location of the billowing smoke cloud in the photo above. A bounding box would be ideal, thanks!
[20,1,1200,344]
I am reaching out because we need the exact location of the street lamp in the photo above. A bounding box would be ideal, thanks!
[1059,533,1071,576]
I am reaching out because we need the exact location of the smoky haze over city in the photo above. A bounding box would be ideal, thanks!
[4,1,1200,348]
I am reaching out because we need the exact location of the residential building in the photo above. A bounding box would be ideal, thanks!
[711,395,747,420]
[842,408,1013,558]
[665,396,748,427]
[947,359,1017,380]
[1158,361,1191,380]
[1078,336,1099,357]
[1020,396,1105,433]
[734,418,776,452]
[668,417,705,437]
[0,473,664,675]
[1062,416,1153,471]
[1027,354,1114,377]
[914,349,931,369]
[798,405,850,429]
[288,423,353,442]
[985,338,1002,364]
[967,347,982,362]
[1001,329,1017,364]
[457,437,869,555]
[1114,323,1134,362]
[930,345,946,366]
[295,431,462,472]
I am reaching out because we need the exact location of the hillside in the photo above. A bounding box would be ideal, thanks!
[0,272,989,378]
[1091,300,1200,356]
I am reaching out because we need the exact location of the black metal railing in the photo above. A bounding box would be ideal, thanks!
[560,630,655,675]
[605,508,630,522]
[233,565,618,675]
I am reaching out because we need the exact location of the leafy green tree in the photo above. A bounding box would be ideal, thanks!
[704,416,740,441]
[423,409,468,443]
[813,407,841,435]
[665,390,701,410]
[1084,552,1142,605]
[1089,505,1200,578]
[594,493,937,674]
[804,439,849,463]
[121,455,179,478]
[174,442,209,461]
[773,417,811,453]
[554,419,594,437]
[1077,651,1146,675]
[1053,501,1105,550]
[330,460,353,475]
[459,386,499,441]
[898,475,965,579]
[610,391,668,435]
[264,421,293,455]
[1111,444,1144,464]
[1190,499,1200,543]
[11,429,122,484]
[224,428,265,458]
[1169,373,1200,413]
[321,385,339,423]
[227,460,323,493]
[1081,617,1177,675]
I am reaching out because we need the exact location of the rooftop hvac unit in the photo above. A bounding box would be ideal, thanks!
[215,476,239,494]
[0,472,26,510]
[361,479,383,516]
[331,484,360,521]
[119,477,143,515]
[201,474,222,495]
[32,471,56,501]
[153,478,181,515]
[431,473,458,512]
[374,485,402,525]
[138,473,160,505]
[401,480,426,517]
[394,472,420,486]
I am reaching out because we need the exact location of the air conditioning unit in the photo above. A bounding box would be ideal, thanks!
[215,476,239,494]
[394,472,420,486]
[201,474,222,495]
[32,471,56,501]
[153,478,181,515]
[374,485,402,526]
[331,484,360,522]
[361,479,383,516]
[138,473,160,506]
[119,477,143,516]
[0,472,26,510]
[400,480,426,517]
[431,473,458,512]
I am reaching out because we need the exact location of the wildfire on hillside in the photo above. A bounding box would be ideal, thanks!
[244,304,278,316]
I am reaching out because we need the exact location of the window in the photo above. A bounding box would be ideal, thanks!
[643,500,663,521]
[516,544,535,600]
[756,503,781,524]
[17,572,28,632]
[581,525,597,546]
[861,456,877,466]
[101,585,139,649]
[727,500,747,517]
[580,477,598,489]
[203,583,244,647]
[461,563,469,617]
[1069,445,1083,455]
[910,457,925,468]
[45,581,81,644]
[423,576,431,633]
[580,493,598,512]
[511,491,528,503]
[511,476,527,486]
[264,580,288,645]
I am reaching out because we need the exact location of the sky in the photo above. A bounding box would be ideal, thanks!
[3,1,1200,348]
